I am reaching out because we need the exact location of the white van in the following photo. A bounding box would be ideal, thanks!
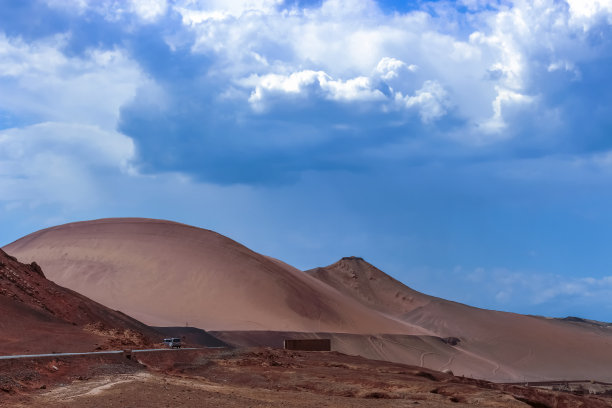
[163,338,182,348]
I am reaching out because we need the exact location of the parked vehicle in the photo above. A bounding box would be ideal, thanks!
[163,338,181,348]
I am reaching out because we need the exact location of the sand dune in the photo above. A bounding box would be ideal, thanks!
[308,257,612,382]
[3,218,423,334]
[6,218,612,382]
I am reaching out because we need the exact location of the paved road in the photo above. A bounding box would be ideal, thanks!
[0,347,224,360]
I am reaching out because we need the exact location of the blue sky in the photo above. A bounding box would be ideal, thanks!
[2,0,612,320]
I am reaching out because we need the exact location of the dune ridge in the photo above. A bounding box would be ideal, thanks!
[4,218,423,335]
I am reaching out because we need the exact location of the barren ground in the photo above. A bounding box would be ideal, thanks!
[3,348,612,408]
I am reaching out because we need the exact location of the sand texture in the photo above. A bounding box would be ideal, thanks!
[4,219,421,334]
[308,257,612,382]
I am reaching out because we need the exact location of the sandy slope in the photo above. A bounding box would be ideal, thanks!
[3,218,422,334]
[0,249,160,354]
[211,330,519,381]
[307,257,612,382]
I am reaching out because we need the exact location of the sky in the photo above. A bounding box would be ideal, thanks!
[1,0,612,321]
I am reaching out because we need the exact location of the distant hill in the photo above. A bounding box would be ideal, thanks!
[307,256,434,315]
[307,256,612,382]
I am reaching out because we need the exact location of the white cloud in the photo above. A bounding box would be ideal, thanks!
[375,57,417,81]
[37,0,612,144]
[242,66,450,123]
[175,0,283,23]
[244,70,386,111]
[129,0,168,21]
[0,34,147,129]
[478,86,532,134]
[0,122,135,206]
[7,0,612,163]
[164,0,612,146]
[0,122,134,168]
[0,32,148,208]
[396,80,450,123]
[162,1,508,140]
[566,0,612,27]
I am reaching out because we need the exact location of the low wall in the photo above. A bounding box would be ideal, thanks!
[284,339,331,351]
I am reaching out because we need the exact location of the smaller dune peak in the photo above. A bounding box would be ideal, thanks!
[333,256,386,279]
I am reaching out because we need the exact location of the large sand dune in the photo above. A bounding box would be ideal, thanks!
[6,218,612,382]
[3,218,422,334]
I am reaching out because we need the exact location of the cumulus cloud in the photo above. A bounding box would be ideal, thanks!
[0,27,147,206]
[241,64,446,121]
[395,80,450,123]
[161,0,612,147]
[0,33,146,129]
[566,0,612,27]
[0,122,135,206]
[244,70,382,110]
[375,57,417,81]
[31,0,612,150]
[3,0,612,182]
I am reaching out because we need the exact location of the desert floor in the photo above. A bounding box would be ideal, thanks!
[3,348,612,408]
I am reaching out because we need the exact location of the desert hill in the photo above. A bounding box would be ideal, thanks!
[308,257,612,382]
[3,218,423,334]
[307,256,435,315]
[6,218,612,382]
[0,248,161,354]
